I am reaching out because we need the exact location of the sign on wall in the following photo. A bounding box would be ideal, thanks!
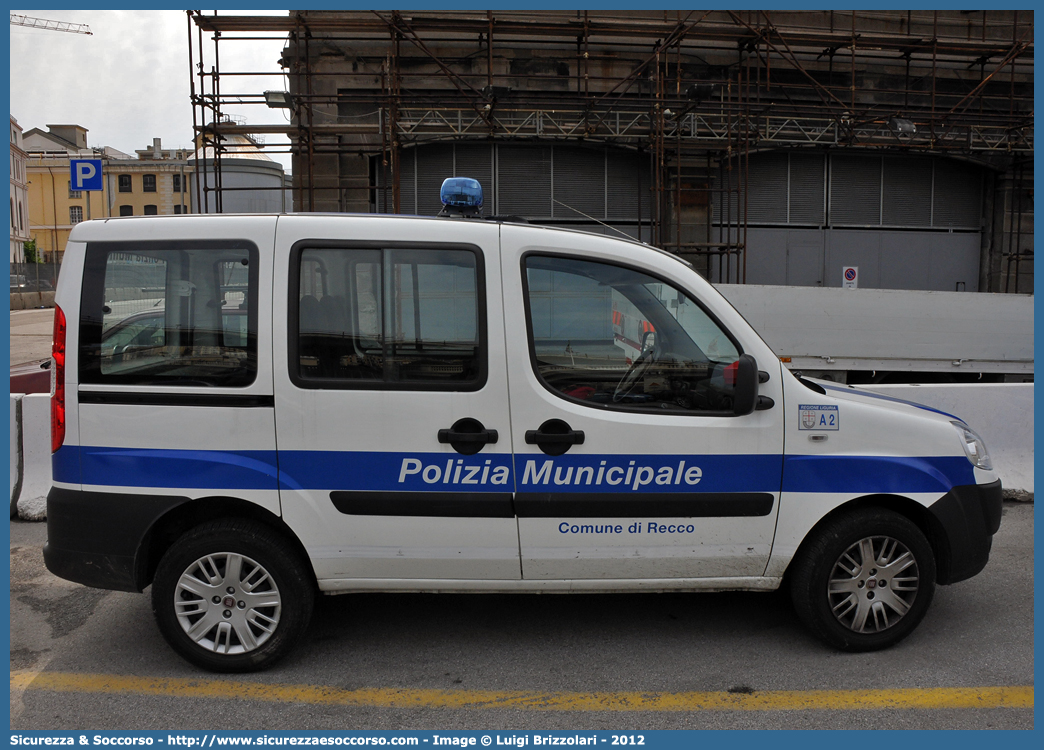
[69,159,103,191]
[842,266,858,289]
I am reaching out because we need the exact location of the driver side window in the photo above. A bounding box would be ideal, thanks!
[524,255,740,413]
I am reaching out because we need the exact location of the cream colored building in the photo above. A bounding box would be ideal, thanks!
[10,116,30,262]
[24,125,194,261]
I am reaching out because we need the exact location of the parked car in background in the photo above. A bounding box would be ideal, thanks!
[11,274,55,293]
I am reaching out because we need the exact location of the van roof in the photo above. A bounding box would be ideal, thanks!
[69,212,690,268]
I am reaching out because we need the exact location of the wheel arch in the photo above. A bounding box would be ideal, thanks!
[784,493,953,585]
[133,496,314,592]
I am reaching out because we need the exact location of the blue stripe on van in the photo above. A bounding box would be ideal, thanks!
[781,454,974,494]
[278,451,783,494]
[51,444,80,485]
[55,446,973,496]
[278,451,513,492]
[53,445,280,490]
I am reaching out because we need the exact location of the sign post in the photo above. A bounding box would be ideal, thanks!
[70,159,103,221]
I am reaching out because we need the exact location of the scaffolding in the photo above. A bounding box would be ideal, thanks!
[189,10,1033,283]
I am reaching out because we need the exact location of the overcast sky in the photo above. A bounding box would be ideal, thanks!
[10,9,294,172]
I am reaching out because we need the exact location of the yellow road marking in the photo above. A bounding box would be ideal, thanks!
[9,671,1033,712]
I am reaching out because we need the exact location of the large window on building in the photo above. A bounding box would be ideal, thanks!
[118,175,132,193]
[70,206,83,225]
[173,174,184,193]
[144,205,158,216]
[143,174,157,193]
[119,205,133,217]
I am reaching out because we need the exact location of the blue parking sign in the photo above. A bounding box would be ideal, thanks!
[70,159,103,191]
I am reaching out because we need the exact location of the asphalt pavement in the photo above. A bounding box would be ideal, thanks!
[8,502,1034,730]
[10,307,55,365]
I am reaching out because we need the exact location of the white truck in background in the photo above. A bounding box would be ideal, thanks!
[717,285,1033,385]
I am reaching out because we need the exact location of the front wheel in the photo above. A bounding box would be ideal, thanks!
[152,519,315,672]
[790,508,936,652]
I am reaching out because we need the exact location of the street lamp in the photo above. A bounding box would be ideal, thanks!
[889,117,916,135]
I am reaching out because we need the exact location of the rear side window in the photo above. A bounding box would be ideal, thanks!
[79,241,258,387]
[290,244,485,390]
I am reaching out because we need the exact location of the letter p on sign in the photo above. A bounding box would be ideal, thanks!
[70,159,103,191]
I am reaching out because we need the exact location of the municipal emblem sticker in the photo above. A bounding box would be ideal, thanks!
[798,404,839,431]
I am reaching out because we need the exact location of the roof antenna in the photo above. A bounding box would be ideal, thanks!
[552,199,643,243]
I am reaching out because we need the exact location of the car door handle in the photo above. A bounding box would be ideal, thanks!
[438,417,498,456]
[525,419,585,456]
[439,429,498,443]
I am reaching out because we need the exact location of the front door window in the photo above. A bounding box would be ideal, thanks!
[525,255,741,414]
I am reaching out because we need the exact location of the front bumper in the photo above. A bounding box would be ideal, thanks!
[927,479,1003,585]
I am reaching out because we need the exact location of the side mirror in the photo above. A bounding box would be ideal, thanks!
[730,353,759,416]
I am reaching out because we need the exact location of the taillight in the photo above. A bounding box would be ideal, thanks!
[724,359,739,387]
[51,304,66,453]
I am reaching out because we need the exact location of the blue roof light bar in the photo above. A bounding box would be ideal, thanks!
[439,177,483,216]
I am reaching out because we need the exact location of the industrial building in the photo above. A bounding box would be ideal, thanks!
[188,10,1033,293]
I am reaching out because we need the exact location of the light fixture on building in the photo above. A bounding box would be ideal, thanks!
[686,83,717,104]
[264,91,294,108]
[481,85,511,100]
[890,117,916,135]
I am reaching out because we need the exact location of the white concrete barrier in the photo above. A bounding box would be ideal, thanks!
[9,291,56,310]
[10,394,22,517]
[863,383,1034,495]
[17,394,52,521]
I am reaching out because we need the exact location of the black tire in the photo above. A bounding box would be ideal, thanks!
[790,508,936,652]
[151,518,315,672]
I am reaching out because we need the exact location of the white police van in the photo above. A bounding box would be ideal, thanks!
[44,179,1002,672]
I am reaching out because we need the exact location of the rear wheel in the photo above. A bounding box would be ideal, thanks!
[790,508,936,651]
[152,519,314,672]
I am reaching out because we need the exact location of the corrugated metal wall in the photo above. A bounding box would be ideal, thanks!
[378,143,652,234]
[716,151,984,290]
[718,151,983,230]
[744,228,982,290]
[379,145,985,291]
